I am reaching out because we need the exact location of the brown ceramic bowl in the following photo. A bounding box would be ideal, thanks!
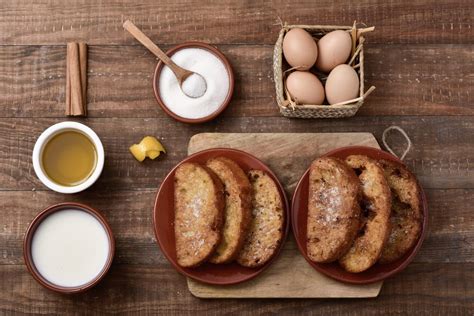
[153,42,234,124]
[154,148,289,285]
[23,202,115,294]
[292,146,428,284]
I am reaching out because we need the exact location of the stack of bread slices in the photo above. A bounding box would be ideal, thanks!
[174,157,284,268]
[307,156,423,273]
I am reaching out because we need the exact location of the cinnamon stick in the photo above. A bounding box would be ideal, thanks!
[66,42,87,116]
[79,43,88,116]
[65,45,72,115]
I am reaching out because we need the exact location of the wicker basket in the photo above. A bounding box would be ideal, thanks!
[274,23,375,119]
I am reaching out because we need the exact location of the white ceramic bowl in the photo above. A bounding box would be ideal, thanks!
[32,122,105,194]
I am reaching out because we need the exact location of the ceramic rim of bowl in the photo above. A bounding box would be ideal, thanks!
[32,121,105,194]
[23,202,115,294]
[153,42,235,124]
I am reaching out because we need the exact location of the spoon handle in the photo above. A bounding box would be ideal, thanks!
[123,20,189,81]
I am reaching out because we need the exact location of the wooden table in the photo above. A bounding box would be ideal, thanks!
[0,1,472,314]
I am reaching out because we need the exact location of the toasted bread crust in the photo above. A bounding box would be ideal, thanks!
[307,157,361,263]
[339,155,392,273]
[174,162,225,267]
[206,157,252,264]
[378,160,423,264]
[237,170,284,268]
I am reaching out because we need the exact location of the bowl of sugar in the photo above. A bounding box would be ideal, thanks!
[23,203,115,294]
[153,42,234,124]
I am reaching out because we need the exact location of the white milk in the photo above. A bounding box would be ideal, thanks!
[31,209,110,287]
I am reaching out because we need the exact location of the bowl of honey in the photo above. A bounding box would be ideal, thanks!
[32,122,105,194]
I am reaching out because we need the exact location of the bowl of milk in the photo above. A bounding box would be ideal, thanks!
[23,203,115,293]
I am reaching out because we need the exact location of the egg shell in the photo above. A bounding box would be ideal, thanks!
[325,64,360,105]
[315,30,352,73]
[283,28,318,70]
[286,71,325,105]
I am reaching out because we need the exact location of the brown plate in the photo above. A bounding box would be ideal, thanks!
[292,146,428,284]
[23,202,115,294]
[153,148,289,285]
[153,42,234,124]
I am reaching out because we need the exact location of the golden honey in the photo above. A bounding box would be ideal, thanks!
[42,131,97,186]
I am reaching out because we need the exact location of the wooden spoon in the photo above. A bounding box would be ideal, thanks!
[123,20,207,98]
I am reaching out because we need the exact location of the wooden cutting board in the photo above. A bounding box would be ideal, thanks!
[186,133,383,298]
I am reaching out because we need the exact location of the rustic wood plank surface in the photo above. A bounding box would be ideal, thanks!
[0,117,472,190]
[0,263,472,315]
[1,1,472,45]
[0,0,472,315]
[1,188,472,265]
[0,45,471,118]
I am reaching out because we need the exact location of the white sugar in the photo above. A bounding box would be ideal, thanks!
[158,48,229,119]
[181,73,207,98]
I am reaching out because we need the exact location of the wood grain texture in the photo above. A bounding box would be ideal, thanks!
[188,133,380,190]
[1,188,472,266]
[187,236,383,298]
[0,45,471,118]
[0,1,471,45]
[187,133,383,298]
[0,117,472,191]
[0,0,472,313]
[0,263,472,315]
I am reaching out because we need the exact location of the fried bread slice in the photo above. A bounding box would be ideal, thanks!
[174,162,225,267]
[237,170,284,267]
[339,155,392,273]
[206,157,252,264]
[378,159,423,264]
[307,157,361,263]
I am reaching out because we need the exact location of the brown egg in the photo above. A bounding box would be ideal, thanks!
[283,28,318,70]
[286,71,325,105]
[315,30,352,73]
[325,64,359,105]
